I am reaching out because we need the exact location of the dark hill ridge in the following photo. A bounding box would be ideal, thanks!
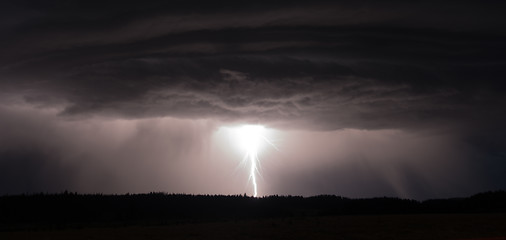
[1,191,505,231]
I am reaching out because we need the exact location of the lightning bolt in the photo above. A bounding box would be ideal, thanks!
[236,125,277,197]
[247,149,259,197]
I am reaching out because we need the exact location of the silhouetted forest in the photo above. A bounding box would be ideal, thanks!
[1,191,505,231]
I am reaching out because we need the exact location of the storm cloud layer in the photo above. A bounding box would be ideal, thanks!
[1,1,505,198]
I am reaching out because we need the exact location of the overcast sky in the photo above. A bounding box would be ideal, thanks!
[1,1,505,200]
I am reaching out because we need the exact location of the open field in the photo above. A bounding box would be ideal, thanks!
[2,214,506,240]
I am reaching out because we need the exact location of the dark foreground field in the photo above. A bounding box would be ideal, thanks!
[1,191,505,239]
[1,214,506,240]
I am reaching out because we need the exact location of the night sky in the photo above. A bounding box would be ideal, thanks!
[1,1,505,200]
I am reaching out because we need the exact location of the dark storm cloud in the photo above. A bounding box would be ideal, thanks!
[1,1,505,131]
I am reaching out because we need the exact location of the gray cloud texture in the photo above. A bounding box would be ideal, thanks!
[2,1,505,130]
[1,1,505,198]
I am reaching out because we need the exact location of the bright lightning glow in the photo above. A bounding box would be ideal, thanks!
[237,125,264,153]
[232,125,276,197]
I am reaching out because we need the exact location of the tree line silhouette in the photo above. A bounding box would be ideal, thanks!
[1,191,505,231]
